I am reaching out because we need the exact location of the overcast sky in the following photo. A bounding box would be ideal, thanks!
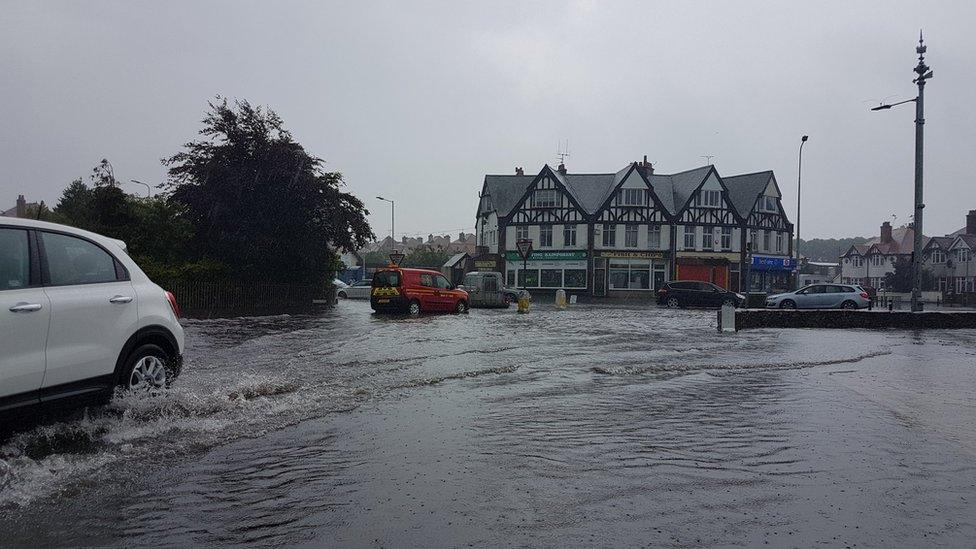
[2,1,975,240]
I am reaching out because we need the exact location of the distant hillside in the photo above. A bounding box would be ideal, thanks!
[797,237,870,262]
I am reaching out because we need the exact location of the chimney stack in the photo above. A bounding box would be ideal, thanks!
[639,155,654,175]
[515,166,524,176]
[15,195,26,218]
[881,221,893,243]
[557,163,567,175]
[967,210,976,235]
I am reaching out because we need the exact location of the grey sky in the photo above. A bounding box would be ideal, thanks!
[2,1,975,240]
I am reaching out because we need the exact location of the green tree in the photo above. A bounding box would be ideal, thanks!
[163,98,373,284]
[884,257,936,292]
[402,248,450,268]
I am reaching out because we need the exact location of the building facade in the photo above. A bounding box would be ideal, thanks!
[921,210,976,294]
[475,161,794,297]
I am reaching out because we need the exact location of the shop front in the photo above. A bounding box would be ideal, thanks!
[748,255,795,293]
[466,252,504,275]
[675,252,740,290]
[504,250,588,290]
[592,251,669,296]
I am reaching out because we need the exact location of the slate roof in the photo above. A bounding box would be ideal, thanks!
[865,226,924,255]
[955,234,976,249]
[925,236,954,250]
[480,163,779,221]
[721,171,774,219]
[482,175,535,217]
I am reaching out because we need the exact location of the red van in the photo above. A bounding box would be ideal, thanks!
[370,267,469,315]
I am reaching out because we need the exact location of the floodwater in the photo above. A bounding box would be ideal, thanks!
[2,300,976,548]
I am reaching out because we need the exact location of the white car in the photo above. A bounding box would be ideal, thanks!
[338,279,372,299]
[1,217,185,414]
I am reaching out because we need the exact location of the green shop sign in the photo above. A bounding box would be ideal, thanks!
[504,250,588,261]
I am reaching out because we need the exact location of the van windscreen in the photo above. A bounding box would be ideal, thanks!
[373,271,401,287]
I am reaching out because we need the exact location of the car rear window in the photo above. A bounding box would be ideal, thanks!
[372,270,401,287]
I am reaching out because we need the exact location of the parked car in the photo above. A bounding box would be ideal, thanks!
[370,267,469,315]
[766,284,870,309]
[657,281,745,308]
[333,278,349,290]
[1,217,185,414]
[339,279,371,299]
[459,271,522,308]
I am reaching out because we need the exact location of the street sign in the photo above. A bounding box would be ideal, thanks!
[389,250,405,266]
[516,239,533,260]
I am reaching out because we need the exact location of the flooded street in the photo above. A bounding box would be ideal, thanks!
[2,301,976,547]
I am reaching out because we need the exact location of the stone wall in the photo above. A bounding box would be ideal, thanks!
[736,309,976,330]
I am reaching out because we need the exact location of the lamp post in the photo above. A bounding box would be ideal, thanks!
[376,196,395,248]
[795,135,808,289]
[871,32,932,312]
[129,179,152,198]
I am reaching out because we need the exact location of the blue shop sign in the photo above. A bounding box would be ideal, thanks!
[751,255,794,271]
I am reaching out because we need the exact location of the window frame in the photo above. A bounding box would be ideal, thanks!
[35,228,129,288]
[539,225,553,247]
[0,226,42,291]
[563,224,577,247]
[647,224,662,249]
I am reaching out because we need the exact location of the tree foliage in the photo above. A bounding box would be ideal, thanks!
[884,257,936,292]
[402,249,451,269]
[163,98,373,284]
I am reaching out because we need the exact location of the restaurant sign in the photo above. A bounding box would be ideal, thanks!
[597,251,666,260]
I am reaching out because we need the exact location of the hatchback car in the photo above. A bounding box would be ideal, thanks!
[657,281,745,308]
[1,217,185,414]
[371,267,469,315]
[338,278,372,299]
[766,284,870,309]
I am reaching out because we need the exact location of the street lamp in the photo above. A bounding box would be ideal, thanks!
[129,179,152,198]
[795,135,808,290]
[871,32,933,312]
[376,196,395,248]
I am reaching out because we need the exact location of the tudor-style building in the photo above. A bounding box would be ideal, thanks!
[475,160,794,297]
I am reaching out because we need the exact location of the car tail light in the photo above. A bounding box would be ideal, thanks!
[165,291,182,318]
[860,292,869,299]
[658,288,667,294]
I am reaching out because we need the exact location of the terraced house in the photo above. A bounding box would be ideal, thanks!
[474,160,794,298]
[921,210,976,294]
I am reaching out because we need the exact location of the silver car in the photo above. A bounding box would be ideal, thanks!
[338,279,372,299]
[766,284,871,310]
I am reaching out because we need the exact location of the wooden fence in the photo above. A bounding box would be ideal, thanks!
[160,280,326,318]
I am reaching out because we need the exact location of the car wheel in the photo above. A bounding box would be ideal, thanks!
[723,298,736,308]
[121,343,171,392]
[338,291,347,299]
[455,300,468,314]
[779,299,796,309]
[503,294,513,305]
[666,296,681,308]
[841,300,858,310]
[408,300,421,316]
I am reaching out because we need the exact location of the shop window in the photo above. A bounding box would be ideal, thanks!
[506,270,515,286]
[541,269,562,287]
[518,269,539,287]
[609,260,629,289]
[564,269,587,289]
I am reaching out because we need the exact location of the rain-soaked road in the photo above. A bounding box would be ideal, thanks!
[2,300,976,547]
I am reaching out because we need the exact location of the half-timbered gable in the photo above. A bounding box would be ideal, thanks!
[672,167,739,226]
[595,163,669,224]
[508,166,588,225]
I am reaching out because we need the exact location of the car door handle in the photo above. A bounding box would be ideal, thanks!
[9,302,42,313]
[109,295,133,304]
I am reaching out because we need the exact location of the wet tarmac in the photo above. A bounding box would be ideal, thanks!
[2,300,976,547]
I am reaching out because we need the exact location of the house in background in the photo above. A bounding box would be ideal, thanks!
[839,221,926,289]
[798,260,840,287]
[922,210,976,294]
[2,195,41,218]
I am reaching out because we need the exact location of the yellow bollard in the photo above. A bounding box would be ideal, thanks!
[555,289,567,310]
[517,290,531,314]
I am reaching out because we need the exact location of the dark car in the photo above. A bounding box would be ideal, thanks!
[657,281,745,308]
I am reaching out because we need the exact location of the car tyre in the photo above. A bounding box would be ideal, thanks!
[723,298,736,308]
[666,296,681,308]
[780,299,796,310]
[455,300,468,314]
[338,291,347,299]
[408,300,421,316]
[120,343,172,392]
[841,300,858,310]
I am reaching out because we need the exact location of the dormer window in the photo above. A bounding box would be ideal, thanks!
[619,188,645,206]
[695,190,721,208]
[758,196,778,213]
[531,189,558,208]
